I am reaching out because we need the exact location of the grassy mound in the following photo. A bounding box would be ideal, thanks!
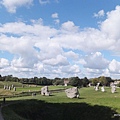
[2,99,118,120]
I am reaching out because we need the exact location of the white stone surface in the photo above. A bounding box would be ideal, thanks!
[41,86,50,96]
[65,87,80,98]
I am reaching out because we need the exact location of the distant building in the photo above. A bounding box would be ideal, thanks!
[64,79,69,86]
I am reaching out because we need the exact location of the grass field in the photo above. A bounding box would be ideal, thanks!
[0,85,120,120]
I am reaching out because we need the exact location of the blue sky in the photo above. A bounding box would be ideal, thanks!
[0,0,120,79]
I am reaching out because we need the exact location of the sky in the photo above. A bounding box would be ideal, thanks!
[0,0,120,79]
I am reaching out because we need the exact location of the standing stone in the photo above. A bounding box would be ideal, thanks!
[101,86,105,92]
[32,93,36,96]
[95,83,100,91]
[14,87,16,91]
[88,83,91,87]
[41,86,50,96]
[110,82,116,93]
[12,84,14,88]
[4,85,6,90]
[9,86,11,90]
[65,87,80,98]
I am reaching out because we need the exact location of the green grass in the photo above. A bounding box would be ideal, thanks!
[1,86,120,120]
[0,84,70,98]
[0,81,23,88]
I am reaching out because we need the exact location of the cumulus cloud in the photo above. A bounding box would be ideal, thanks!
[83,52,109,69]
[1,0,33,13]
[51,13,60,24]
[0,58,9,68]
[109,59,120,73]
[64,51,79,60]
[1,5,120,78]
[94,10,105,18]
[61,21,79,32]
[43,55,69,66]
[51,13,58,18]
[100,6,120,40]
[54,19,60,24]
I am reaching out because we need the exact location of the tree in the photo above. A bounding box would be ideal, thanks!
[82,77,89,87]
[90,78,99,86]
[69,77,82,87]
[98,76,107,86]
[5,75,13,81]
[52,78,64,85]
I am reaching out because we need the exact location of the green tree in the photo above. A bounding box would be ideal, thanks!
[69,77,82,87]
[90,78,99,86]
[82,77,89,87]
[98,76,107,86]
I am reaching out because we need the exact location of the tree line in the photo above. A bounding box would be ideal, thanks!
[0,75,117,87]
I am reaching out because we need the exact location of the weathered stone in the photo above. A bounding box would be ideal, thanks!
[95,83,100,91]
[101,86,105,92]
[32,93,36,96]
[41,86,50,96]
[65,87,80,98]
[14,87,16,91]
[110,82,116,93]
[12,84,14,88]
[9,86,11,90]
[4,85,6,90]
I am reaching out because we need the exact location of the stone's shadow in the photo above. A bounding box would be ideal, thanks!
[77,97,85,99]
[2,99,119,120]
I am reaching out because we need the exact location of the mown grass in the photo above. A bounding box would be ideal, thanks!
[1,86,120,120]
[0,81,23,88]
[0,84,70,98]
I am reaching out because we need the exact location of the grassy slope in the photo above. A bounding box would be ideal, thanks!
[0,81,23,88]
[1,86,120,120]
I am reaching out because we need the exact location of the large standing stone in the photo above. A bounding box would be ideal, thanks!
[41,86,50,96]
[14,87,16,91]
[65,87,80,98]
[110,82,116,93]
[101,86,105,92]
[4,85,6,90]
[95,83,100,91]
[9,86,11,90]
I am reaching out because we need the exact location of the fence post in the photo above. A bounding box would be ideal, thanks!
[3,97,5,104]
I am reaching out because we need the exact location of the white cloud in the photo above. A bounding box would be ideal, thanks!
[0,58,9,68]
[109,59,120,73]
[83,52,109,69]
[51,13,60,24]
[102,69,110,77]
[0,20,57,37]
[39,0,59,5]
[60,64,81,77]
[34,62,44,72]
[1,5,120,78]
[64,51,79,60]
[61,21,79,32]
[43,55,69,66]
[51,13,58,18]
[94,10,105,18]
[54,19,60,24]
[1,0,33,13]
[100,6,120,40]
[39,0,50,5]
